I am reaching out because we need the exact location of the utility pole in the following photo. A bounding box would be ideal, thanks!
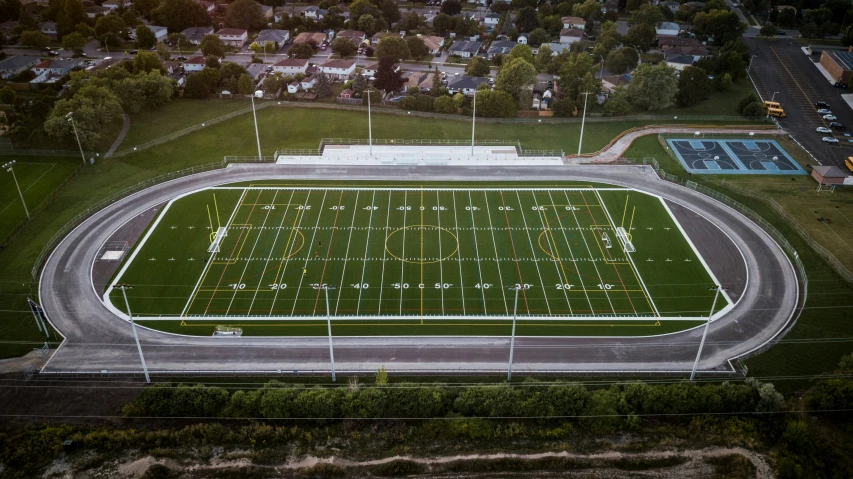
[367,89,373,156]
[66,112,87,167]
[250,94,262,159]
[115,284,150,384]
[690,285,727,382]
[577,92,591,157]
[471,89,476,156]
[315,284,337,382]
[3,161,29,219]
[506,284,522,381]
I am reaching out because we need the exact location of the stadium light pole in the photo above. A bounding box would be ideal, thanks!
[3,161,29,220]
[471,89,476,156]
[250,94,263,160]
[315,284,337,382]
[66,112,87,167]
[577,92,591,157]
[689,285,727,382]
[115,284,150,384]
[506,285,522,381]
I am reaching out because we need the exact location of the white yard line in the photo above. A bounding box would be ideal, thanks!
[268,190,312,316]
[531,191,573,315]
[482,190,508,314]
[467,191,488,314]
[247,189,296,315]
[451,191,467,315]
[399,191,408,315]
[224,190,279,315]
[180,188,248,317]
[435,190,445,315]
[563,190,616,315]
[334,191,360,314]
[547,190,595,316]
[378,191,392,315]
[290,190,329,316]
[355,191,377,315]
[513,191,552,316]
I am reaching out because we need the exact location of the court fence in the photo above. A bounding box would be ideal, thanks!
[643,157,809,367]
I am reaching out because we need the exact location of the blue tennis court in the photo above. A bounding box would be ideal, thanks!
[665,139,807,175]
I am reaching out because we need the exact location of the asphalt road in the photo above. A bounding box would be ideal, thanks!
[747,38,853,169]
[38,164,798,377]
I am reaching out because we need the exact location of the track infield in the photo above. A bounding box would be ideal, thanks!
[105,183,732,336]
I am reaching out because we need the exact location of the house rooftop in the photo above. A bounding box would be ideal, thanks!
[0,55,39,70]
[255,29,289,44]
[216,28,248,35]
[561,16,584,24]
[448,75,489,89]
[184,56,206,64]
[813,165,849,178]
[560,28,584,37]
[273,57,308,67]
[321,59,355,68]
[449,40,482,53]
[826,50,853,71]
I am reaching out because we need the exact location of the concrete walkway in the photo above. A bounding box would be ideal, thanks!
[104,114,130,159]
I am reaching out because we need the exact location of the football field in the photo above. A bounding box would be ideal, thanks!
[106,183,730,336]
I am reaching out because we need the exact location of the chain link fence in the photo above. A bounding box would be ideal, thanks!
[0,149,95,157]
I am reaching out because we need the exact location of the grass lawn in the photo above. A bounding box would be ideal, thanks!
[624,135,853,390]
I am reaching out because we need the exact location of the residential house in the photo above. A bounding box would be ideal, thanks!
[662,0,680,12]
[487,39,516,59]
[245,63,266,83]
[339,88,353,98]
[658,36,707,56]
[148,25,168,42]
[287,81,299,93]
[260,4,273,19]
[85,6,109,18]
[39,21,57,38]
[362,62,379,77]
[183,55,207,72]
[546,42,570,55]
[101,0,130,10]
[404,71,434,92]
[561,16,585,29]
[292,31,327,45]
[419,35,445,54]
[517,35,527,45]
[30,58,82,83]
[273,7,287,23]
[255,29,289,48]
[0,20,18,38]
[448,40,482,58]
[182,26,214,44]
[655,21,680,36]
[559,28,583,44]
[601,73,631,94]
[447,75,489,96]
[272,57,308,75]
[319,58,355,79]
[302,5,327,19]
[664,53,696,70]
[483,13,501,28]
[216,28,248,47]
[195,0,215,13]
[336,29,367,47]
[162,60,179,74]
[603,0,619,11]
[301,74,316,89]
[0,55,39,79]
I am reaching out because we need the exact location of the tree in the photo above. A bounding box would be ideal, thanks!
[675,65,710,106]
[135,25,156,49]
[406,36,429,59]
[430,68,442,94]
[236,73,253,94]
[432,13,453,34]
[557,52,594,99]
[433,95,456,113]
[201,34,226,57]
[551,97,575,117]
[799,22,819,40]
[759,24,777,36]
[122,10,140,28]
[375,366,389,385]
[357,13,377,36]
[225,0,266,29]
[315,72,332,98]
[692,9,745,45]
[0,0,20,23]
[466,56,491,76]
[155,42,171,60]
[219,62,247,84]
[515,6,539,32]
[631,4,665,25]
[401,11,422,31]
[184,70,217,98]
[94,15,127,46]
[0,86,15,104]
[331,37,357,58]
[59,0,86,38]
[736,92,759,113]
[535,45,552,72]
[44,85,123,147]
[508,44,534,64]
[620,47,639,70]
[440,0,460,16]
[495,57,537,100]
[625,23,655,52]
[741,101,763,117]
[352,72,367,93]
[627,62,678,111]
[20,29,49,48]
[572,0,600,21]
[528,28,550,47]
[61,31,86,54]
[375,35,409,61]
[133,0,160,19]
[168,33,193,52]
[605,51,629,74]
[154,0,209,33]
[603,86,631,115]
[373,56,405,93]
[475,90,517,117]
[133,51,163,72]
[110,70,174,112]
[288,43,314,59]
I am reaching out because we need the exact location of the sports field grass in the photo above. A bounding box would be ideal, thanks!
[107,182,726,337]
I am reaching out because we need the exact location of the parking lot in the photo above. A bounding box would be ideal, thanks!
[746,38,853,169]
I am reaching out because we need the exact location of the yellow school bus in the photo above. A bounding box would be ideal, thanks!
[763,101,782,110]
[845,157,853,173]
[767,107,786,118]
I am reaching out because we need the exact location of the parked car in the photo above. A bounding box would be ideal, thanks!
[320,44,327,51]
[822,136,840,144]
[823,114,838,121]
[176,56,188,61]
[817,109,832,115]
[816,126,832,134]
[815,101,830,109]
[129,49,139,54]
[830,122,846,130]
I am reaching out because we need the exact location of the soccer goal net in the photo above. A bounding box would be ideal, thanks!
[615,227,635,253]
